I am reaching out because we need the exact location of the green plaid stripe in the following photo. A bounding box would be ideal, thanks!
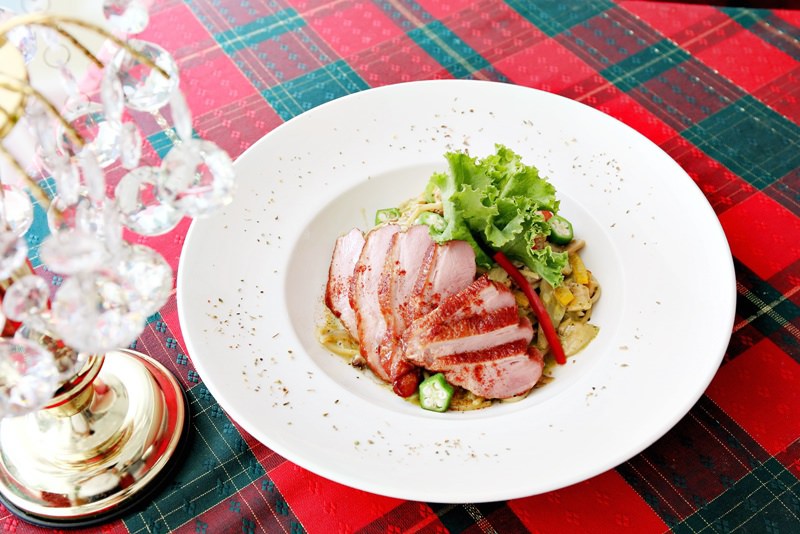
[506,0,614,37]
[684,96,800,189]
[734,260,800,362]
[261,59,368,120]
[601,39,691,93]
[214,9,304,54]
[408,21,496,79]
[123,385,268,532]
[673,458,800,533]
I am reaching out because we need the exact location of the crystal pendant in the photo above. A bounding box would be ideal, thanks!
[51,271,145,354]
[120,121,143,169]
[1,185,35,237]
[39,230,108,275]
[27,101,68,174]
[103,0,150,35]
[2,275,52,335]
[101,66,125,124]
[169,89,193,141]
[78,150,107,203]
[48,193,93,233]
[0,8,38,64]
[160,139,236,217]
[102,200,124,256]
[12,325,86,384]
[115,166,182,235]
[51,160,81,207]
[61,102,121,168]
[21,0,49,13]
[0,338,59,418]
[2,275,50,323]
[114,244,173,317]
[112,40,179,112]
[0,230,28,279]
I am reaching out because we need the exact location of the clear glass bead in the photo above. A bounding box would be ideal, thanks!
[51,271,145,354]
[49,193,93,233]
[160,139,236,218]
[0,337,59,419]
[0,230,28,279]
[62,102,121,168]
[39,230,108,275]
[112,40,179,112]
[114,244,172,317]
[13,326,86,384]
[1,185,34,237]
[116,166,182,235]
[103,0,150,35]
[2,275,50,323]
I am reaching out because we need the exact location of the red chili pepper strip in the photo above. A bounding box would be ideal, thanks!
[492,251,567,365]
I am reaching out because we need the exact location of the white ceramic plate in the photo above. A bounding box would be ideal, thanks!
[177,80,735,503]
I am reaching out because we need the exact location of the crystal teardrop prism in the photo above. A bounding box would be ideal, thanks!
[120,121,143,169]
[1,185,34,237]
[169,89,193,141]
[0,231,28,279]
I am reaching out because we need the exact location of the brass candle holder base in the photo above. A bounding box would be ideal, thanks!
[0,349,190,527]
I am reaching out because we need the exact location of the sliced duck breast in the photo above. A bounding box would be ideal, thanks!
[403,276,542,399]
[436,341,544,399]
[325,228,365,337]
[378,225,435,335]
[349,224,401,381]
[408,239,476,320]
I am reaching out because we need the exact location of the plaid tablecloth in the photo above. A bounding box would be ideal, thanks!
[4,0,799,532]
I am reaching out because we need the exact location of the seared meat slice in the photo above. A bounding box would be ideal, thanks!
[377,225,435,396]
[349,224,401,381]
[403,276,543,399]
[378,225,435,335]
[325,228,365,337]
[436,341,544,399]
[408,239,476,320]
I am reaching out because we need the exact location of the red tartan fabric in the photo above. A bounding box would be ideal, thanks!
[1,1,798,532]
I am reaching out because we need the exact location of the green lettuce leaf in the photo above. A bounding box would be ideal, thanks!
[428,145,568,287]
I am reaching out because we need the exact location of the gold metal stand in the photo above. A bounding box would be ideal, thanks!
[0,349,189,527]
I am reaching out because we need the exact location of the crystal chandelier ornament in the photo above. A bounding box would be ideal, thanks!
[0,3,234,526]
